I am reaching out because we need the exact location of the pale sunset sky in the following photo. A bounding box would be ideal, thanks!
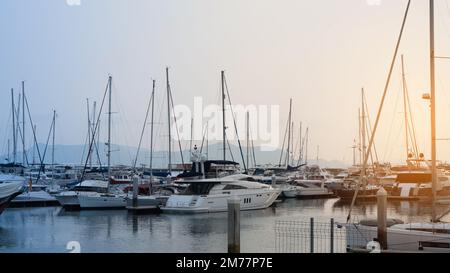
[2,0,450,165]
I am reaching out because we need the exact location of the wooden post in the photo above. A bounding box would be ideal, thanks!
[132,175,139,208]
[228,197,240,253]
[377,187,388,250]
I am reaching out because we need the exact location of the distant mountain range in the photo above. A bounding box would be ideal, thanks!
[1,143,349,169]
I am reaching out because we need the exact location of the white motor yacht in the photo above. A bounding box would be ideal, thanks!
[161,174,281,213]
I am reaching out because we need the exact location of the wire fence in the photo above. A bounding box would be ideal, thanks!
[275,218,375,253]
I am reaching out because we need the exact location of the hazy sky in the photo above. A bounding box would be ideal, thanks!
[2,0,450,165]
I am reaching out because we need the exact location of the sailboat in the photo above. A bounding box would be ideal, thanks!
[77,76,127,210]
[345,0,450,252]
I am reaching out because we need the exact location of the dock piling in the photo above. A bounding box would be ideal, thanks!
[228,197,240,253]
[377,187,388,250]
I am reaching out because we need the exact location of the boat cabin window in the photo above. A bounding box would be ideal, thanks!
[223,184,248,190]
[182,182,217,195]
[74,186,108,193]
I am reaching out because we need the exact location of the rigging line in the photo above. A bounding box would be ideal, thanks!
[223,75,247,173]
[39,118,54,169]
[363,92,380,163]
[403,58,420,162]
[169,85,186,170]
[80,77,109,182]
[200,123,208,154]
[80,129,89,166]
[1,104,12,158]
[89,119,104,168]
[381,79,402,162]
[347,0,411,223]
[111,80,134,166]
[225,131,236,163]
[24,95,40,167]
[133,85,154,171]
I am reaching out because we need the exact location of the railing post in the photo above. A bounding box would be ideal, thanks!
[310,217,314,253]
[330,218,334,253]
[228,197,240,253]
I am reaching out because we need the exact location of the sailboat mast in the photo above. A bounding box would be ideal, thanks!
[286,99,292,167]
[361,88,366,184]
[22,81,25,166]
[166,68,172,175]
[52,110,56,178]
[107,76,112,184]
[221,71,226,162]
[305,127,309,165]
[87,98,91,168]
[11,88,16,164]
[401,55,410,162]
[150,80,155,187]
[93,101,96,167]
[429,0,437,222]
[190,118,194,155]
[358,108,362,166]
[246,111,250,169]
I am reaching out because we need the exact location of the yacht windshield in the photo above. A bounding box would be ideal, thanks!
[182,182,218,195]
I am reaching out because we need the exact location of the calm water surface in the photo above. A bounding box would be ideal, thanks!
[1,198,450,253]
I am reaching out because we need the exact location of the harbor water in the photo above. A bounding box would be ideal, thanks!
[1,199,450,253]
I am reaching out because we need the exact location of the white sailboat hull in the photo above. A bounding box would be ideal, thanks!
[78,193,127,209]
[345,223,450,253]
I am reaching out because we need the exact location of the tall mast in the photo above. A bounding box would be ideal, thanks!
[246,111,250,169]
[107,76,112,184]
[52,110,56,178]
[22,81,25,166]
[291,122,295,165]
[166,68,172,175]
[286,99,292,167]
[86,98,91,168]
[297,122,303,165]
[221,71,226,162]
[361,88,367,186]
[358,108,362,166]
[429,0,437,222]
[150,80,155,187]
[11,88,16,164]
[189,118,194,155]
[92,101,96,167]
[401,55,410,162]
[305,127,309,165]
[206,121,209,160]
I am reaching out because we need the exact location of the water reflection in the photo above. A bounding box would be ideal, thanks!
[1,199,450,252]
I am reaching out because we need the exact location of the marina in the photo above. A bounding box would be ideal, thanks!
[3,0,450,257]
